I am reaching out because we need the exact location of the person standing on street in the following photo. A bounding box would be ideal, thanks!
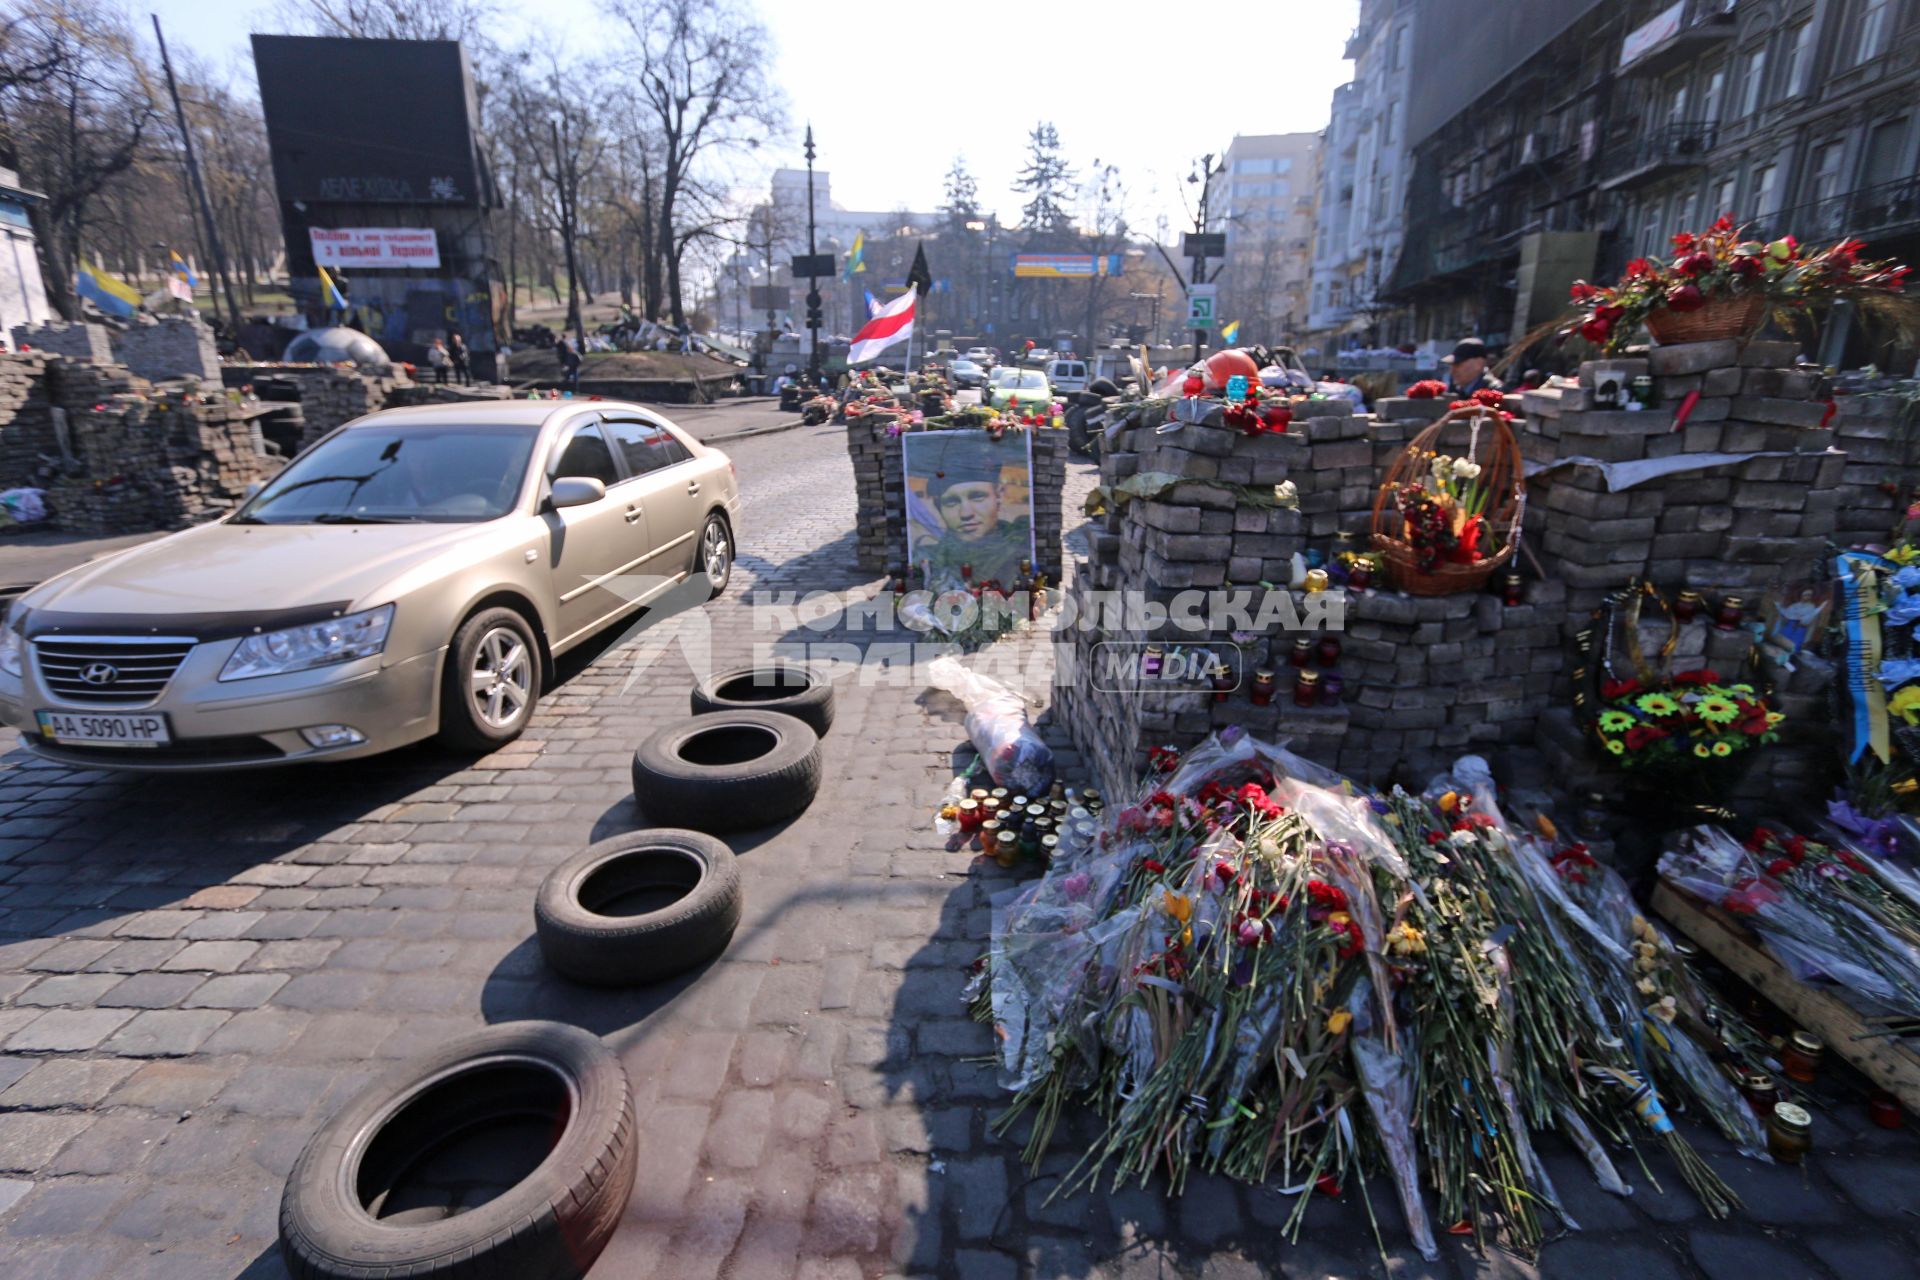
[427,338,451,385]
[1443,338,1503,396]
[557,334,583,393]
[448,332,471,385]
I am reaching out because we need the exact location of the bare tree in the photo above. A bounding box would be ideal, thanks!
[273,0,501,43]
[1079,161,1130,347]
[612,0,783,325]
[0,1,159,320]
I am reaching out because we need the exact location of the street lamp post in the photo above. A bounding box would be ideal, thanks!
[1187,152,1221,367]
[804,126,823,383]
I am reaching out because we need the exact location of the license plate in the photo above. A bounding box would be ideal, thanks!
[36,710,171,748]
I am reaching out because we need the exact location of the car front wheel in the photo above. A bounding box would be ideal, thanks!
[439,606,542,751]
[700,514,732,600]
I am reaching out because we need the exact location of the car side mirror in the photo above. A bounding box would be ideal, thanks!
[549,477,607,509]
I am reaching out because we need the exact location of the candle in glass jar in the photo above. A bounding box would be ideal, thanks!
[1739,1072,1778,1120]
[1293,669,1321,708]
[1781,1031,1824,1083]
[994,829,1019,867]
[1287,638,1313,668]
[979,819,1002,853]
[1250,669,1277,706]
[1347,560,1372,591]
[1766,1102,1812,1164]
[1715,595,1745,630]
[1303,568,1329,594]
[957,799,982,831]
[1675,590,1703,622]
[1211,664,1236,702]
[1502,573,1524,606]
[1316,636,1341,667]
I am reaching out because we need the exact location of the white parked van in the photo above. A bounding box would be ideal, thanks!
[1045,357,1089,395]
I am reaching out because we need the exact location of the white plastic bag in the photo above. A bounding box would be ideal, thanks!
[927,655,1053,795]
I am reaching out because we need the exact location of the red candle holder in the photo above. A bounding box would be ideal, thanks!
[1250,670,1276,706]
[1715,595,1745,630]
[1502,573,1525,606]
[1211,666,1236,703]
[1316,636,1341,667]
[1287,638,1313,669]
[1293,670,1321,708]
[1675,590,1702,622]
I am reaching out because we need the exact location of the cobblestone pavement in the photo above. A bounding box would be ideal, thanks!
[0,418,1916,1279]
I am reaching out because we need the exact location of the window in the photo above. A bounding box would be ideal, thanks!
[603,417,690,477]
[1390,23,1406,69]
[1782,22,1812,96]
[1666,77,1690,126]
[1701,66,1726,124]
[1275,157,1294,175]
[1864,118,1908,185]
[1713,175,1738,216]
[1811,140,1846,203]
[548,422,619,486]
[1752,163,1780,216]
[1739,46,1769,115]
[1675,191,1699,232]
[1384,101,1399,144]
[1858,0,1891,63]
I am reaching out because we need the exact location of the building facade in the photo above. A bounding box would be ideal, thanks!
[1306,0,1419,351]
[0,168,48,343]
[1380,0,1919,365]
[1205,133,1320,345]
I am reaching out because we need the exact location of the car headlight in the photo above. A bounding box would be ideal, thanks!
[0,609,21,679]
[219,604,394,681]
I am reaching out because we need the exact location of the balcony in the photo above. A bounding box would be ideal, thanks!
[1749,173,1920,245]
[1598,123,1718,191]
[1617,0,1736,79]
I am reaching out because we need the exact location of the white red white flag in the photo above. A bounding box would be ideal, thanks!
[847,289,915,365]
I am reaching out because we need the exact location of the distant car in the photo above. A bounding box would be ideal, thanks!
[1045,358,1089,396]
[1024,347,1053,366]
[964,346,996,368]
[949,359,986,389]
[0,402,740,769]
[989,369,1053,412]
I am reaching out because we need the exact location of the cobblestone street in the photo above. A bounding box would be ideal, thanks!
[0,414,1916,1280]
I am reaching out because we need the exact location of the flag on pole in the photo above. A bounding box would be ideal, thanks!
[75,261,141,318]
[843,232,866,280]
[169,250,197,289]
[906,242,932,297]
[863,289,879,318]
[847,288,916,365]
[316,264,348,309]
[1220,320,1241,344]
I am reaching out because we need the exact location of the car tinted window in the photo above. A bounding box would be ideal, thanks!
[1018,372,1048,390]
[549,422,620,485]
[236,423,540,525]
[604,417,691,475]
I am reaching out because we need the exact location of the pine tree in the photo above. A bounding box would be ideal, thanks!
[1012,122,1076,235]
[940,157,980,226]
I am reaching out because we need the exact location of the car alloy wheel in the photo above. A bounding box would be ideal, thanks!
[471,626,533,730]
[701,516,732,598]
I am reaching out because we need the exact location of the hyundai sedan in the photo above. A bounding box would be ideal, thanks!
[0,401,739,769]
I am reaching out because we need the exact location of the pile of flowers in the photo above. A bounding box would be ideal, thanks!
[976,734,1763,1263]
[1404,379,1449,399]
[1448,387,1511,418]
[1564,214,1913,353]
[1591,670,1783,767]
[1391,448,1492,571]
[1661,823,1920,1022]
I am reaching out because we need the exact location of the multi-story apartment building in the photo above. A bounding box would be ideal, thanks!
[1206,133,1320,345]
[1306,0,1419,350]
[1381,0,1918,364]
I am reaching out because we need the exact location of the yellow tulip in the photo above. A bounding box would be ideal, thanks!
[1325,1010,1353,1036]
[1162,890,1193,924]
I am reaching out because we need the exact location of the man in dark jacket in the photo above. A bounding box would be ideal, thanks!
[1444,338,1503,396]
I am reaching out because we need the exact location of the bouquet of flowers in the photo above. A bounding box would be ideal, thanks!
[1563,215,1913,353]
[1391,449,1493,571]
[1404,379,1448,399]
[1590,670,1784,767]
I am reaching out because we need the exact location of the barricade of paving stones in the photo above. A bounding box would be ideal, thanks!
[0,352,56,487]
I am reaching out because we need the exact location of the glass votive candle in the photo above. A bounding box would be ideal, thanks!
[1293,669,1321,708]
[1250,670,1277,706]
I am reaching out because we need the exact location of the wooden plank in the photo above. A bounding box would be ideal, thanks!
[1651,881,1920,1112]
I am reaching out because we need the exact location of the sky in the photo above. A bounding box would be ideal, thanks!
[145,0,1361,235]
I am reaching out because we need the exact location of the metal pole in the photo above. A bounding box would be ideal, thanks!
[804,126,822,381]
[153,15,242,328]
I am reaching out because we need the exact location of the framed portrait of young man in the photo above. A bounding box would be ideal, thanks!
[901,430,1036,590]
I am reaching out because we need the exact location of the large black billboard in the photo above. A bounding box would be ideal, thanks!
[251,36,487,207]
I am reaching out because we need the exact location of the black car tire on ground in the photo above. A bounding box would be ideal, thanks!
[279,1021,634,1280]
[534,829,742,985]
[689,661,834,736]
[438,607,543,752]
[630,709,821,832]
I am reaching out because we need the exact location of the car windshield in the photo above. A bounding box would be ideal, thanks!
[991,369,1018,385]
[234,423,541,525]
[1016,372,1048,391]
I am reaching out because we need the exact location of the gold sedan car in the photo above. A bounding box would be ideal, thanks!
[0,401,740,769]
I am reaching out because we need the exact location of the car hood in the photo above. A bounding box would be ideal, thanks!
[22,519,502,620]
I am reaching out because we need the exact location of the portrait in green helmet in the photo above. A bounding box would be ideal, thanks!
[902,430,1035,590]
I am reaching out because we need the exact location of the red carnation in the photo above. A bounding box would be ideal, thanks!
[1765,858,1794,876]
[1580,317,1613,344]
[1666,283,1706,312]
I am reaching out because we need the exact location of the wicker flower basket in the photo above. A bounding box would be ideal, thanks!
[1645,293,1768,345]
[1370,405,1524,596]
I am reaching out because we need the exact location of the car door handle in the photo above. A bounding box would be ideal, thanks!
[686,481,701,495]
[624,505,642,524]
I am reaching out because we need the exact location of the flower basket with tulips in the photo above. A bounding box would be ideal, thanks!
[1370,405,1522,595]
[1562,215,1914,353]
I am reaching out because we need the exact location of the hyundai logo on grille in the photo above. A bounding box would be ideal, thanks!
[79,662,121,686]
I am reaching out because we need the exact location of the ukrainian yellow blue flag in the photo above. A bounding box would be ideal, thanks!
[169,250,197,289]
[75,261,141,318]
[1221,320,1241,344]
[316,264,348,309]
[843,231,865,280]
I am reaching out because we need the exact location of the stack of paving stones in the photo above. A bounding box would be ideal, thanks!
[1828,390,1915,548]
[109,315,221,384]
[243,368,412,449]
[385,383,514,409]
[9,320,113,363]
[1063,344,1851,798]
[0,351,56,485]
[38,360,278,535]
[843,420,1068,583]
